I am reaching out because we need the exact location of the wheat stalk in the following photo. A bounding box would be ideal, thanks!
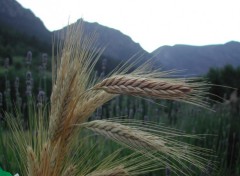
[62,165,76,176]
[93,75,192,100]
[62,91,114,143]
[49,72,78,143]
[49,20,102,144]
[27,146,39,176]
[47,91,114,174]
[72,91,114,126]
[45,21,116,175]
[86,166,128,176]
[7,20,214,176]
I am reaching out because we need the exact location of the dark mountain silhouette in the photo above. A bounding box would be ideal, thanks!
[152,41,240,75]
[54,19,153,62]
[0,0,52,56]
[0,0,51,43]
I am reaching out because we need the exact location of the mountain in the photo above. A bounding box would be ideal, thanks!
[54,19,153,62]
[152,41,240,75]
[1,0,240,76]
[0,0,51,43]
[0,0,152,64]
[0,0,52,57]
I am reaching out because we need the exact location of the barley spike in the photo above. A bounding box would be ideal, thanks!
[93,75,192,99]
[83,120,166,151]
[27,146,40,176]
[86,166,129,176]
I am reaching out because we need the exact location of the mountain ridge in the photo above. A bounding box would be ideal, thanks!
[54,19,152,62]
[153,41,240,75]
[0,0,51,43]
[1,0,240,76]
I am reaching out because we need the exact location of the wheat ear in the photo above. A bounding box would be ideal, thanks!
[38,143,51,176]
[62,165,76,176]
[86,166,129,176]
[27,146,39,176]
[82,120,209,173]
[93,75,192,100]
[71,91,114,127]
[49,72,78,143]
[82,120,166,152]
[49,20,99,143]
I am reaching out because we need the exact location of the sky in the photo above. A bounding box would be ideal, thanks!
[16,0,240,52]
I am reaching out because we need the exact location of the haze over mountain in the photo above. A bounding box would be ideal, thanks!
[1,0,240,75]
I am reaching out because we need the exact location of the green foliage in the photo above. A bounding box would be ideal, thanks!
[2,96,240,175]
[206,65,240,101]
[0,24,51,57]
[0,53,52,120]
[0,45,240,175]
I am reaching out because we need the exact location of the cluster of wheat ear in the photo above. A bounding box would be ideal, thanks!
[7,20,213,176]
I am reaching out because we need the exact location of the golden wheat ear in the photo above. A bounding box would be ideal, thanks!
[62,165,76,176]
[45,20,118,176]
[49,21,103,141]
[81,119,213,175]
[92,73,212,109]
[93,75,192,98]
[27,146,39,176]
[86,166,128,176]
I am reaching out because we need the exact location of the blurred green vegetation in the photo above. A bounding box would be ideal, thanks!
[207,64,240,101]
[0,50,240,175]
[0,24,51,58]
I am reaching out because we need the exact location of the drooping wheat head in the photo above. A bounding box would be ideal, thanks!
[93,75,191,99]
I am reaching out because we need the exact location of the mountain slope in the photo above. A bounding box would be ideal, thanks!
[55,19,153,62]
[0,0,51,43]
[153,41,240,75]
[0,0,52,56]
[0,0,152,63]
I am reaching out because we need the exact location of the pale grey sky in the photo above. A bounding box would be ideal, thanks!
[16,0,240,52]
